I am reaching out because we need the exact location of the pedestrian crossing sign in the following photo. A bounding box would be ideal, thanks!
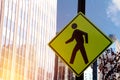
[48,12,113,76]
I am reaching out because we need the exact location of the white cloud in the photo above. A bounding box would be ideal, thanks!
[113,0,120,10]
[107,0,120,27]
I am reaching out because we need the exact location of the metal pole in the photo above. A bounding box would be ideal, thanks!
[93,60,97,80]
[76,0,85,79]
[77,0,85,14]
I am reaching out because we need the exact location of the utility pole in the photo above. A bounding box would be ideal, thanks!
[76,0,85,80]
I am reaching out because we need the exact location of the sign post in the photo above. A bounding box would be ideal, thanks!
[76,0,85,79]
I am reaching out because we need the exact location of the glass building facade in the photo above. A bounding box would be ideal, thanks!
[0,0,57,80]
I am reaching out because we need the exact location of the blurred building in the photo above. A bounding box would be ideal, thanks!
[84,67,93,80]
[0,0,57,80]
[115,40,120,52]
[114,39,120,53]
[109,34,120,52]
[55,57,75,80]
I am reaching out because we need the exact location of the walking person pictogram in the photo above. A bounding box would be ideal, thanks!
[65,23,89,64]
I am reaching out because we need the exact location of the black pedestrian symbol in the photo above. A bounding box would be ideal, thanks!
[65,23,89,64]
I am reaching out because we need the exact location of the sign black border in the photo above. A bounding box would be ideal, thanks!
[48,12,113,76]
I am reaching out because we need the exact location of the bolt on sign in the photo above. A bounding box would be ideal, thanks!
[48,12,113,76]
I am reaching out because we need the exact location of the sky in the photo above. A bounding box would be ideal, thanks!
[57,0,120,41]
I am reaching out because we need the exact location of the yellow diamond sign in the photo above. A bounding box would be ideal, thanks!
[49,12,112,76]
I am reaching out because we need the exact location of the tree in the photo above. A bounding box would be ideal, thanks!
[98,48,120,80]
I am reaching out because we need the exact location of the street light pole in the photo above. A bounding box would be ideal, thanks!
[76,0,85,80]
